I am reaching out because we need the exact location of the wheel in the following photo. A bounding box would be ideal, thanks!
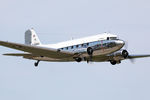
[75,57,82,62]
[110,60,117,65]
[34,62,38,67]
[34,60,40,67]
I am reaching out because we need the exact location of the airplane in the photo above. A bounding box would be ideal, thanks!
[0,29,150,67]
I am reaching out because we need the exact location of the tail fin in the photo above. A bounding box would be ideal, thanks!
[25,29,41,45]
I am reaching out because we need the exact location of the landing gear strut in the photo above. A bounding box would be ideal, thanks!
[34,60,40,67]
[87,47,93,62]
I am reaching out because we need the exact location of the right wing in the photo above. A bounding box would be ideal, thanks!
[0,41,74,59]
[128,54,150,59]
[92,54,150,62]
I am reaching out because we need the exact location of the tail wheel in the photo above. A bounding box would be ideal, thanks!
[34,60,40,67]
[122,50,129,58]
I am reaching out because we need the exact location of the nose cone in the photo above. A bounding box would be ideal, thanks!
[115,40,125,46]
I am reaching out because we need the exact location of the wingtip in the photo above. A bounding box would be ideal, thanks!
[3,53,9,56]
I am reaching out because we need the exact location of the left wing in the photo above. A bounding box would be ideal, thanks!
[3,53,75,62]
[3,53,33,56]
[0,41,74,59]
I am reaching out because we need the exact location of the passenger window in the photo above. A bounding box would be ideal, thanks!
[66,47,68,50]
[76,45,79,48]
[87,43,89,46]
[71,46,73,49]
[81,44,84,47]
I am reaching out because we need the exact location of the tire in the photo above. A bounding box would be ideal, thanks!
[75,57,82,62]
[110,60,117,65]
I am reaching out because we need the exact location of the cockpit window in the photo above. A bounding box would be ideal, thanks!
[107,37,109,40]
[109,37,118,40]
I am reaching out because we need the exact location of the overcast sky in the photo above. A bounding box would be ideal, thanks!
[0,0,150,100]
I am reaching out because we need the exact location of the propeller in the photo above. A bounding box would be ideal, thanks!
[124,41,128,50]
[128,55,136,64]
[128,56,135,64]
[123,41,135,64]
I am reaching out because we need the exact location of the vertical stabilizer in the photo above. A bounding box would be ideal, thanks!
[25,29,41,45]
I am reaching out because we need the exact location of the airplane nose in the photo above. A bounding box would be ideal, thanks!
[115,40,125,46]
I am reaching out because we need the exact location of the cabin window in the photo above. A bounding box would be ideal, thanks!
[76,45,79,48]
[66,47,68,50]
[71,46,73,49]
[81,44,84,47]
[87,43,89,46]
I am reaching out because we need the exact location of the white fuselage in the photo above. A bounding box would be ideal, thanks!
[40,33,125,57]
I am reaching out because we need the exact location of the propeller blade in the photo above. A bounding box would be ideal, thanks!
[129,59,135,64]
[124,41,128,49]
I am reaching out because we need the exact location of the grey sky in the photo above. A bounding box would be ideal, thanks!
[0,0,150,100]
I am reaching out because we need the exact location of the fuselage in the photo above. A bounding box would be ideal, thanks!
[41,33,125,57]
[1,29,149,67]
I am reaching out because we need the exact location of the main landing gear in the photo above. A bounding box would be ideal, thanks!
[110,60,121,65]
[87,47,94,62]
[74,57,82,62]
[34,60,40,67]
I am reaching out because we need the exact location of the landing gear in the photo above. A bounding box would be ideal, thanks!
[110,60,117,65]
[87,47,93,62]
[75,57,82,62]
[110,60,121,65]
[34,60,40,67]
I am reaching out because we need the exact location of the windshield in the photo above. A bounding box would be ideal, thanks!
[108,37,118,40]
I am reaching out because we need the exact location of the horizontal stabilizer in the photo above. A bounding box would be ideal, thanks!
[3,53,32,56]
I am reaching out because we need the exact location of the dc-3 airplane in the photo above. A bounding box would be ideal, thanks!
[0,29,150,67]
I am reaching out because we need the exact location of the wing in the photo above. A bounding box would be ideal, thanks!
[0,41,74,59]
[128,54,150,59]
[3,53,33,56]
[92,54,150,62]
[92,55,110,62]
[3,53,75,62]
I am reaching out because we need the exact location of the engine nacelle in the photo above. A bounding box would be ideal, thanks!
[111,50,129,59]
[87,47,93,55]
[122,50,129,58]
